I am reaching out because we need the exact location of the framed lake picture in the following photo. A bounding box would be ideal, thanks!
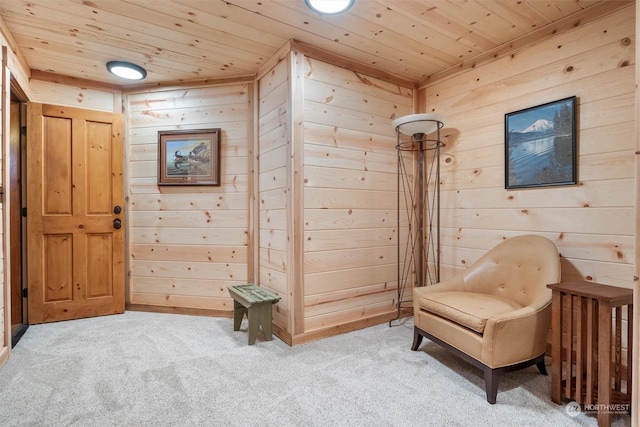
[158,128,221,186]
[505,96,577,189]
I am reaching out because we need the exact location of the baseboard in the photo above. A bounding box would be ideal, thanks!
[271,324,293,346]
[285,310,411,346]
[126,303,232,318]
[126,304,412,347]
[0,346,9,368]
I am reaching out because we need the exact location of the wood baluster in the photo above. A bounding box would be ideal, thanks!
[566,294,573,399]
[586,298,595,405]
[614,306,622,392]
[575,296,585,402]
[550,290,562,404]
[627,305,633,399]
[598,299,612,427]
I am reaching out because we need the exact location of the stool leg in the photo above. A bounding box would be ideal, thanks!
[248,303,273,345]
[261,304,274,341]
[233,301,246,331]
[247,306,259,345]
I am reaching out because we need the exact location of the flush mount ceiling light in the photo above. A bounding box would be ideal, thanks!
[106,61,147,80]
[304,0,354,14]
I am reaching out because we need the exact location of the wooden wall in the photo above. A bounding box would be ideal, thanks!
[420,7,635,289]
[302,57,413,333]
[0,45,7,365]
[257,57,292,331]
[29,79,120,113]
[633,4,640,424]
[256,47,415,343]
[126,84,252,312]
[15,51,413,345]
[420,7,636,362]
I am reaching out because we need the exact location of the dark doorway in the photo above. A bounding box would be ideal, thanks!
[10,79,28,347]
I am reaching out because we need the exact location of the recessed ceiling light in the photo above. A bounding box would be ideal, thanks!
[106,61,147,80]
[304,0,354,14]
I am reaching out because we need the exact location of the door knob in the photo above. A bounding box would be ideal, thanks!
[113,218,122,229]
[113,205,122,214]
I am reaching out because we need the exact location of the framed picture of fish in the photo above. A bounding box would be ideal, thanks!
[158,128,221,186]
[505,96,577,189]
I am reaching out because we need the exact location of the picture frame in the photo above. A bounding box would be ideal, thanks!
[158,128,221,186]
[505,96,577,189]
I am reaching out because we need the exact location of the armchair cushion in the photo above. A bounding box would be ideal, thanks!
[419,291,523,333]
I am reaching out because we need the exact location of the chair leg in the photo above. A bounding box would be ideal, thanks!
[411,328,423,351]
[536,359,548,376]
[484,368,499,404]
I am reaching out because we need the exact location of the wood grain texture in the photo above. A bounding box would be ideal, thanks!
[633,7,640,425]
[1,2,636,354]
[257,57,289,330]
[26,104,125,323]
[423,7,636,364]
[301,56,412,332]
[127,84,250,310]
[1,0,630,87]
[422,6,635,283]
[0,58,4,353]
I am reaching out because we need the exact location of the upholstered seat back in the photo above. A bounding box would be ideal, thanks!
[462,235,560,308]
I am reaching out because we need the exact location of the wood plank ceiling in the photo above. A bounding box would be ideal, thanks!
[0,0,632,87]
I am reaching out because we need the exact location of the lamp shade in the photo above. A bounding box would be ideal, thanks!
[392,113,445,136]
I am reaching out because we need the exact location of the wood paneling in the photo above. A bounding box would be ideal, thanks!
[255,51,413,341]
[127,83,251,311]
[421,5,635,352]
[302,57,413,332]
[0,1,631,87]
[0,45,6,355]
[29,80,118,113]
[257,58,289,329]
[633,6,640,425]
[422,5,635,272]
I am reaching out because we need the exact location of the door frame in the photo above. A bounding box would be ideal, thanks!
[0,51,17,364]
[5,75,29,351]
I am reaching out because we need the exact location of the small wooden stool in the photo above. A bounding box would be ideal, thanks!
[227,284,280,345]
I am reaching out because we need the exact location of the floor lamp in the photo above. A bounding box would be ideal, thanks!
[390,113,444,323]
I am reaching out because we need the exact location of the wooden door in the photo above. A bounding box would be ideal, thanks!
[26,103,125,324]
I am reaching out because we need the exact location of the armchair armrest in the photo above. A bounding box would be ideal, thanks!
[481,302,552,368]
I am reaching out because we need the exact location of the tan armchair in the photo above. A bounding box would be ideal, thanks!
[412,235,561,404]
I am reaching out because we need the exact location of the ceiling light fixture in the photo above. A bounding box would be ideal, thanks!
[304,0,354,14]
[106,61,147,80]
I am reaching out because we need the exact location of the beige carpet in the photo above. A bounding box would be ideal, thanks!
[0,311,631,426]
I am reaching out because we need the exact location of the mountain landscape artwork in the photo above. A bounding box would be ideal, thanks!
[505,97,576,189]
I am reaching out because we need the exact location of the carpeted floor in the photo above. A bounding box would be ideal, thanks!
[0,311,631,426]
